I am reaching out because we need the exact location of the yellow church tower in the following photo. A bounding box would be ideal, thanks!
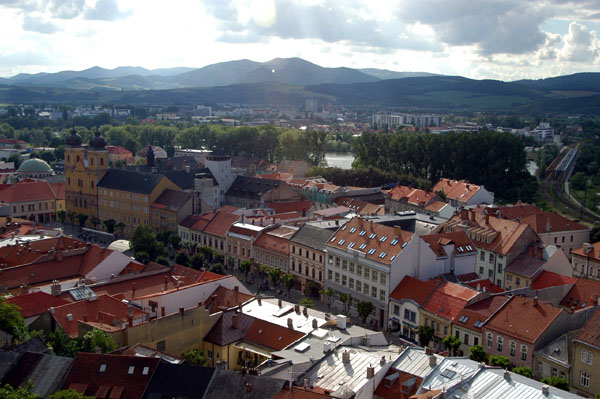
[65,128,108,227]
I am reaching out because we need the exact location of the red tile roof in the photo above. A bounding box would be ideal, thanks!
[531,270,577,290]
[326,217,414,265]
[274,386,332,399]
[106,146,133,155]
[453,296,510,332]
[6,291,69,317]
[373,369,422,399]
[485,296,563,344]
[203,286,254,314]
[0,236,85,269]
[389,276,437,305]
[422,282,479,322]
[266,199,312,215]
[420,231,477,257]
[576,308,600,348]
[244,318,304,351]
[559,279,600,312]
[488,203,588,233]
[64,353,159,399]
[425,201,448,212]
[52,294,147,337]
[254,226,297,255]
[463,279,504,293]
[0,180,57,203]
[572,241,600,262]
[433,178,483,204]
[50,182,65,200]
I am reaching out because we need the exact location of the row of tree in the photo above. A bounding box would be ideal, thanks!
[352,130,539,202]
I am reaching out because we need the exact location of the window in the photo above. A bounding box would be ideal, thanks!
[328,270,333,280]
[349,263,355,273]
[516,277,521,285]
[142,367,150,375]
[582,349,593,365]
[487,333,493,348]
[342,275,347,286]
[364,268,370,279]
[479,267,484,275]
[381,274,386,285]
[357,265,362,276]
[581,372,590,388]
[349,278,354,289]
[335,257,340,268]
[464,333,469,345]
[497,264,503,273]
[128,366,135,375]
[335,272,340,283]
[380,290,385,301]
[444,326,448,335]
[364,283,369,295]
[394,305,400,316]
[404,309,416,322]
[342,260,347,270]
[207,350,213,360]
[371,286,377,298]
[489,253,495,264]
[372,271,377,282]
[507,275,512,282]
[474,337,479,346]
[99,364,107,373]
[521,345,527,361]
[552,368,558,377]
[480,251,485,261]
[356,280,362,292]
[497,336,503,352]
[156,340,166,351]
[510,341,516,356]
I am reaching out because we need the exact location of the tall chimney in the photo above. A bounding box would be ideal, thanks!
[537,247,543,260]
[533,296,539,306]
[429,355,437,367]
[366,366,375,379]
[287,317,294,329]
[56,251,63,262]
[232,313,239,329]
[342,351,350,363]
[132,282,136,297]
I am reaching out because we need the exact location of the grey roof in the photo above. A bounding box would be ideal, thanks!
[204,310,255,346]
[0,351,20,381]
[162,168,215,190]
[13,337,49,354]
[226,176,282,200]
[290,224,334,251]
[143,363,215,399]
[203,368,285,399]
[98,169,164,194]
[420,357,479,392]
[535,329,580,368]
[2,352,73,398]
[392,347,444,378]
[152,189,191,211]
[446,367,584,399]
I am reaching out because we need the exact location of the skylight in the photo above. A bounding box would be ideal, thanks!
[330,236,336,242]
[401,242,408,248]
[368,248,376,255]
[459,315,469,323]
[128,366,135,375]
[390,255,396,261]
[349,227,357,233]
[348,242,355,249]
[338,239,346,245]
[369,233,377,239]
[379,236,388,242]
[341,225,347,230]
[359,230,367,236]
[378,251,387,258]
[390,239,399,245]
[359,243,367,250]
[466,245,473,251]
[142,367,150,375]
[99,364,107,373]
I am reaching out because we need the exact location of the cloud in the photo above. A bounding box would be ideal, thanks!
[50,0,86,19]
[560,21,599,62]
[0,0,131,22]
[22,16,61,34]
[84,0,131,21]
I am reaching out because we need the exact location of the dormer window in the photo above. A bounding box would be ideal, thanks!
[128,366,135,375]
[99,364,107,373]
[142,367,150,375]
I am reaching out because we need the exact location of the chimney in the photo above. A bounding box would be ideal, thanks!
[485,214,490,225]
[537,247,543,260]
[179,306,184,316]
[257,296,262,306]
[51,280,61,296]
[312,319,318,329]
[278,298,282,308]
[245,383,252,393]
[366,366,375,379]
[425,348,434,355]
[394,226,402,237]
[429,355,437,367]
[184,165,190,174]
[303,307,309,317]
[460,209,468,219]
[529,245,535,257]
[234,285,239,293]
[542,385,550,395]
[47,347,54,355]
[294,304,300,313]
[380,355,386,366]
[504,370,511,380]
[164,275,168,291]
[83,314,88,322]
[342,350,350,363]
[303,379,308,389]
[533,296,539,306]
[287,317,293,329]
[132,282,136,297]
[56,251,63,262]
[323,342,331,353]
[128,304,133,318]
[232,313,239,329]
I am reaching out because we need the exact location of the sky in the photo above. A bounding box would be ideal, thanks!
[0,0,599,81]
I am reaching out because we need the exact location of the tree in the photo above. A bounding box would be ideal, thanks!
[156,256,170,266]
[135,251,150,265]
[239,259,252,282]
[181,348,208,366]
[320,288,335,313]
[469,344,487,362]
[436,189,447,201]
[79,328,117,354]
[90,217,100,230]
[190,254,204,270]
[268,267,281,291]
[169,234,181,249]
[199,246,214,261]
[130,224,166,261]
[357,301,374,324]
[213,252,225,264]
[512,366,533,378]
[299,297,314,309]
[489,355,510,369]
[49,390,94,399]
[174,251,190,267]
[339,293,351,315]
[442,335,462,356]
[47,328,79,357]
[7,153,22,169]
[418,325,435,348]
[56,210,66,225]
[103,219,116,234]
[0,382,39,399]
[281,274,296,297]
[591,225,600,243]
[0,296,26,342]
[541,376,569,391]
[115,222,125,237]
[209,263,225,274]
[67,211,76,225]
[76,213,88,228]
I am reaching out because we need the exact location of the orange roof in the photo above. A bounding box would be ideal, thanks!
[373,369,422,399]
[254,226,297,255]
[274,386,332,399]
[52,294,147,337]
[106,145,133,155]
[6,291,69,317]
[266,199,312,215]
[491,203,588,233]
[50,182,65,200]
[531,270,577,290]
[463,279,503,293]
[576,307,600,348]
[388,185,417,201]
[244,318,304,351]
[203,210,239,238]
[485,296,563,344]
[423,282,479,322]
[0,236,84,269]
[433,178,483,203]
[453,296,510,332]
[203,286,254,314]
[0,180,57,203]
[389,276,437,305]
[573,241,600,262]
[326,217,414,265]
[420,231,477,257]
[559,279,600,311]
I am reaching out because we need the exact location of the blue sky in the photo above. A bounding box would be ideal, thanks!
[0,0,598,80]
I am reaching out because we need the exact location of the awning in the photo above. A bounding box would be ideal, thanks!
[235,342,272,358]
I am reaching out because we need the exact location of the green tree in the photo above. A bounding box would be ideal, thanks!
[156,256,170,266]
[299,297,314,309]
[442,335,462,356]
[199,246,214,261]
[190,254,204,270]
[56,210,66,225]
[320,288,335,313]
[238,259,252,282]
[591,225,600,243]
[268,267,281,291]
[67,211,76,225]
[339,293,351,315]
[213,252,224,264]
[181,348,208,366]
[49,390,94,399]
[512,366,533,378]
[47,328,79,357]
[489,355,510,369]
[469,344,487,362]
[102,219,116,234]
[174,251,190,267]
[135,251,150,265]
[541,376,569,391]
[115,222,125,237]
[90,217,100,230]
[281,274,296,297]
[79,328,117,354]
[130,224,166,261]
[0,382,39,399]
[436,189,447,201]
[0,296,27,342]
[169,234,181,249]
[76,213,88,228]
[7,153,22,169]
[357,301,374,324]
[418,325,435,348]
[209,263,225,274]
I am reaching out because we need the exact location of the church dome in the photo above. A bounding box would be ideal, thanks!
[66,127,82,146]
[89,129,106,149]
[18,158,52,173]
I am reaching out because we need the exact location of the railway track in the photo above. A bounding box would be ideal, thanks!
[540,178,600,225]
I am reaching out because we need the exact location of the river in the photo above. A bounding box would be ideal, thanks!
[325,152,355,169]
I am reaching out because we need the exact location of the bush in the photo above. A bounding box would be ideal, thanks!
[541,376,569,391]
[512,366,533,378]
[488,355,510,369]
[469,345,487,362]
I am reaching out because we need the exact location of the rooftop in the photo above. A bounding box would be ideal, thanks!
[530,270,577,290]
[289,224,334,252]
[422,282,479,322]
[6,291,69,318]
[576,307,600,349]
[433,178,484,203]
[389,276,437,306]
[559,278,600,312]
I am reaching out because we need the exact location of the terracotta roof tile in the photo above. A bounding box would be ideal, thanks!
[423,282,479,321]
[576,308,600,348]
[6,291,69,317]
[373,369,422,399]
[433,178,483,203]
[420,231,477,257]
[531,270,577,290]
[243,318,304,350]
[573,241,600,261]
[463,279,504,293]
[559,278,600,311]
[274,386,332,399]
[254,226,297,255]
[453,296,510,332]
[0,180,57,203]
[485,296,563,344]
[0,236,84,268]
[266,199,312,215]
[203,286,254,314]
[389,276,437,305]
[64,353,159,399]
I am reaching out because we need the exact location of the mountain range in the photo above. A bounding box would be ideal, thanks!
[0,57,599,113]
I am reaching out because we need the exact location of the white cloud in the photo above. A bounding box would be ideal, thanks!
[559,21,599,62]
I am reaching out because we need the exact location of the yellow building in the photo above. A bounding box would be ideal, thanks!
[97,169,182,236]
[65,128,108,226]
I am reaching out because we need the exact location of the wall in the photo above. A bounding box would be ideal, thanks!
[571,341,600,398]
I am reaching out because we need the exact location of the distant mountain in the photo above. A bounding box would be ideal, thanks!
[516,72,600,93]
[359,68,438,80]
[173,59,262,87]
[236,57,379,85]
